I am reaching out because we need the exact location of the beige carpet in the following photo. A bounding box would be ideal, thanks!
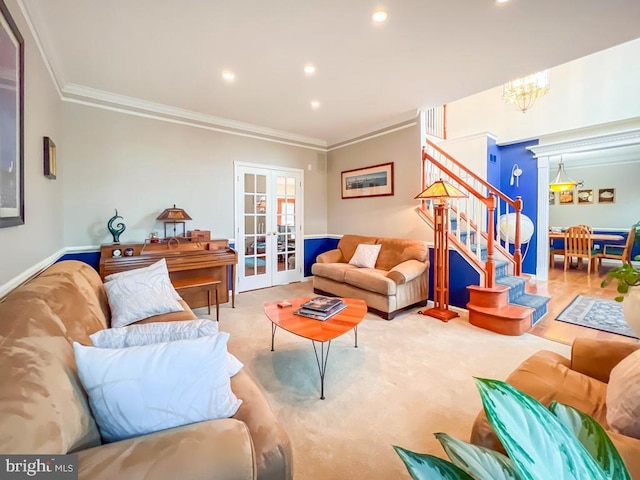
[195,281,570,480]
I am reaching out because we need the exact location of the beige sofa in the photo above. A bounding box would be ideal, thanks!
[471,338,640,477]
[0,260,291,480]
[312,234,430,319]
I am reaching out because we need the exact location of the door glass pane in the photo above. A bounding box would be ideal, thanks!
[244,217,255,235]
[257,175,267,194]
[244,194,255,214]
[287,253,296,271]
[256,256,266,275]
[277,253,286,272]
[245,174,255,193]
[286,177,296,196]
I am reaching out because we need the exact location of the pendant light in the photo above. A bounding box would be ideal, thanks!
[549,157,582,192]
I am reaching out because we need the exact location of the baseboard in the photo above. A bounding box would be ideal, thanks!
[0,247,66,299]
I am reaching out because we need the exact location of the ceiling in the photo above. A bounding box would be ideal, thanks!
[21,0,640,147]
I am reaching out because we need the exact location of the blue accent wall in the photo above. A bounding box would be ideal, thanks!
[486,136,501,188]
[427,248,480,308]
[58,252,100,271]
[497,140,539,274]
[304,237,340,277]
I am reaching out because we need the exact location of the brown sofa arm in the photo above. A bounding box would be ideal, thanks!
[571,338,640,383]
[316,249,344,263]
[77,419,256,480]
[387,260,428,285]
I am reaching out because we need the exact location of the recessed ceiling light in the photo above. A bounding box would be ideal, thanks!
[372,10,388,23]
[222,71,235,81]
[310,100,320,109]
[495,0,510,3]
[304,64,316,75]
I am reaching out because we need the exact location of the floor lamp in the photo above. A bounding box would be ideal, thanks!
[415,179,467,322]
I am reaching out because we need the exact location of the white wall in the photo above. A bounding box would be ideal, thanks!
[327,124,431,240]
[0,0,64,287]
[548,161,640,229]
[446,38,640,145]
[61,103,327,246]
[437,133,490,181]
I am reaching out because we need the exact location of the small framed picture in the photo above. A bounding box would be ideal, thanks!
[577,189,593,204]
[598,188,615,204]
[548,191,555,205]
[43,137,57,179]
[559,191,574,205]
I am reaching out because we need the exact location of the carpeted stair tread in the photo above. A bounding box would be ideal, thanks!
[495,275,526,302]
[511,293,550,325]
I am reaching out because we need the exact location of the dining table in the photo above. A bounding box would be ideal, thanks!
[548,232,624,242]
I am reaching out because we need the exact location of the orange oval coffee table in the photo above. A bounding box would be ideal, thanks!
[263,297,367,399]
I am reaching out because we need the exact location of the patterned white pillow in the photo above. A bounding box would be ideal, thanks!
[89,320,243,376]
[105,258,181,300]
[349,243,382,269]
[104,261,185,328]
[73,333,242,443]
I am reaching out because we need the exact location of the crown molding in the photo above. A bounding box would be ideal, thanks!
[527,128,640,157]
[62,84,328,150]
[17,0,64,99]
[327,116,418,152]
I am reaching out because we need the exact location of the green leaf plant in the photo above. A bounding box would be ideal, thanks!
[393,378,630,480]
[600,221,640,301]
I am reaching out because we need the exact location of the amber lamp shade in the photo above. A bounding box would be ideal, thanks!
[157,204,192,238]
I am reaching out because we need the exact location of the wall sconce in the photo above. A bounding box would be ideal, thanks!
[157,204,192,238]
[510,164,523,187]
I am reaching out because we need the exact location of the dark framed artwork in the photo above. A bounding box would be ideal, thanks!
[598,188,615,204]
[559,191,574,205]
[577,189,593,204]
[43,137,56,179]
[341,162,394,199]
[548,191,555,206]
[0,0,24,228]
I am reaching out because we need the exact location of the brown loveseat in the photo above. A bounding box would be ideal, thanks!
[312,234,429,319]
[0,260,292,480]
[471,338,640,477]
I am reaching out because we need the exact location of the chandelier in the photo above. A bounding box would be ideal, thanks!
[502,70,550,113]
[549,157,583,192]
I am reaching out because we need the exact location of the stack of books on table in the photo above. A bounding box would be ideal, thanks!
[294,297,347,321]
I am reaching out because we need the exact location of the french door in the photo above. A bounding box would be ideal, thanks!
[235,164,303,292]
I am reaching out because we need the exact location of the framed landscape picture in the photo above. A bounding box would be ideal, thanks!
[0,0,24,228]
[577,189,593,204]
[549,191,555,205]
[598,188,615,204]
[559,191,574,205]
[341,162,394,199]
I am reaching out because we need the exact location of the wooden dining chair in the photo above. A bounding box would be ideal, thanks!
[549,239,564,268]
[564,225,599,274]
[598,226,636,268]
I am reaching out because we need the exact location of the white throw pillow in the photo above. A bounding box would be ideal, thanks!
[89,320,243,377]
[105,258,182,301]
[606,349,640,438]
[104,260,185,328]
[73,333,242,443]
[349,243,382,269]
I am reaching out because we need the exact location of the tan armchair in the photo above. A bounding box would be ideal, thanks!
[471,338,640,477]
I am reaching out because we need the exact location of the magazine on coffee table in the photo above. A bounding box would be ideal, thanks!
[300,296,344,313]
[294,302,347,321]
